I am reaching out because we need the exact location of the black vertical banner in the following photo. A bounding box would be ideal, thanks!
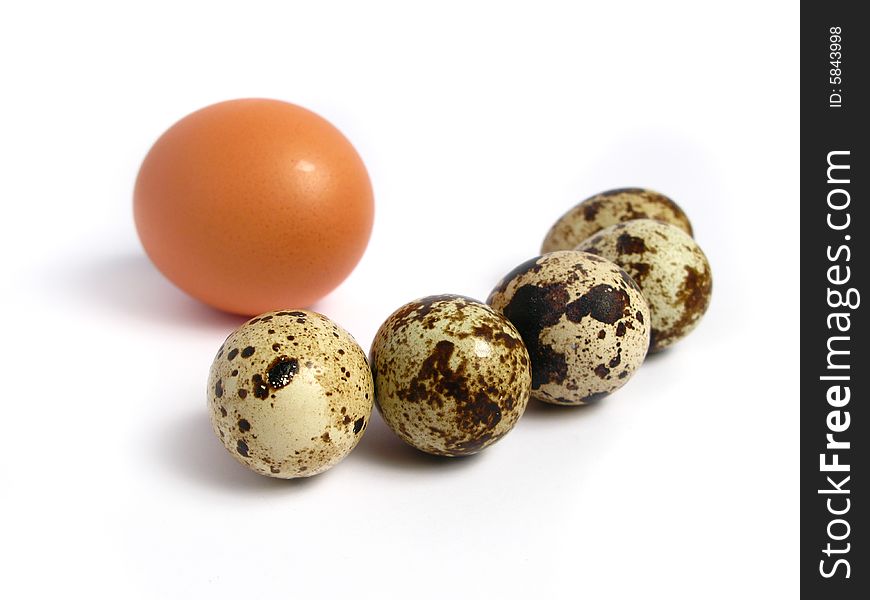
[801,3,868,597]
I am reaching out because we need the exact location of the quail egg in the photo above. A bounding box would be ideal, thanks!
[541,188,693,253]
[208,310,374,478]
[577,219,712,352]
[488,251,650,405]
[370,295,531,457]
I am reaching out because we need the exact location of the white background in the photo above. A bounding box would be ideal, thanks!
[1,1,799,598]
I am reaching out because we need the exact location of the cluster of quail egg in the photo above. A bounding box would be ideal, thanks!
[208,188,712,478]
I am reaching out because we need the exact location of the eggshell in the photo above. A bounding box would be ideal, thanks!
[488,251,649,405]
[135,98,374,316]
[370,295,531,456]
[541,188,692,253]
[576,219,712,352]
[208,310,373,478]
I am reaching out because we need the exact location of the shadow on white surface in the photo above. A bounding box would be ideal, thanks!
[519,348,679,421]
[349,409,483,471]
[162,411,326,493]
[640,347,678,366]
[520,396,609,422]
[62,253,244,331]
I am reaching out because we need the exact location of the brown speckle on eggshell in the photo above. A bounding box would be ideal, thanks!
[207,310,374,478]
[487,251,650,405]
[576,219,712,352]
[541,188,693,253]
[370,295,531,457]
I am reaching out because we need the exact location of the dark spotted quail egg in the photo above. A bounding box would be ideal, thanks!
[487,251,650,406]
[208,310,374,478]
[370,295,531,457]
[576,219,712,352]
[541,188,693,253]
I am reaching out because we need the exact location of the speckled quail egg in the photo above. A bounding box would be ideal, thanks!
[576,219,712,352]
[487,251,650,406]
[541,188,693,253]
[208,310,374,478]
[370,295,531,457]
